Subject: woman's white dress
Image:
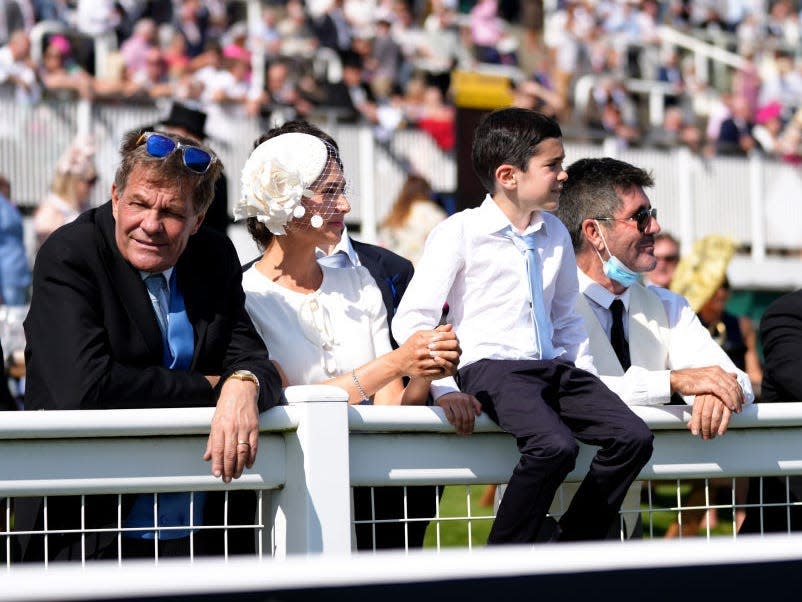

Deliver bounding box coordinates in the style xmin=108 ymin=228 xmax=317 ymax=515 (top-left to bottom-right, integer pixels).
xmin=242 ymin=263 xmax=392 ymax=386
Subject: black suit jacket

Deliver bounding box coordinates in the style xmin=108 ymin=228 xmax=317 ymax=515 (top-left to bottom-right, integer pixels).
xmin=0 ymin=337 xmax=14 ymax=411
xmin=759 ymin=290 xmax=802 ymax=403
xmin=24 ymin=201 xmax=280 ymax=411
xmin=350 ymin=238 xmax=414 ymax=346
xmin=17 ymin=201 xmax=281 ymax=561
xmin=741 ymin=290 xmax=802 ymax=534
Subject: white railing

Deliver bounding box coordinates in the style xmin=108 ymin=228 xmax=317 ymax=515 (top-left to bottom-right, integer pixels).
xmin=657 ymin=25 xmax=748 ymax=86
xmin=5 ymin=535 xmax=802 ymax=601
xmin=4 ymin=388 xmax=802 ymax=567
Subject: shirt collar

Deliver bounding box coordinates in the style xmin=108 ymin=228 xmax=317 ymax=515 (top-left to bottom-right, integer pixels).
xmin=315 ymin=225 xmax=361 ymax=267
xmin=477 ymin=194 xmax=547 ymax=237
xmin=140 ymin=266 xmax=174 ymax=283
xmin=577 ymin=268 xmax=631 ymax=311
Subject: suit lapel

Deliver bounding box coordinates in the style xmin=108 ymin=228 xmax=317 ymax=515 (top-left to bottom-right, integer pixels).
xmin=95 ymin=203 xmax=164 ymax=360
xmin=352 ymin=239 xmax=395 ymax=320
xmin=174 ymin=242 xmax=208 ymax=368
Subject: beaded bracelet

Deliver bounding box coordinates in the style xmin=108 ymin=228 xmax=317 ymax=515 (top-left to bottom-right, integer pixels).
xmin=351 ymin=368 xmax=371 ymax=405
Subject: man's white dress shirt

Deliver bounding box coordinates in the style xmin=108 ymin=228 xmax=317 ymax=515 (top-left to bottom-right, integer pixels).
xmin=578 ymin=269 xmax=754 ymax=406
xmin=393 ymin=195 xmax=595 ymax=399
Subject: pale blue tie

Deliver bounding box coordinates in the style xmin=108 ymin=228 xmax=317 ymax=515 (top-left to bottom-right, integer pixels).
xmin=145 ymin=273 xmax=169 ymax=348
xmin=509 ymin=230 xmax=553 ymax=359
xmin=317 ymin=250 xmax=351 ymax=268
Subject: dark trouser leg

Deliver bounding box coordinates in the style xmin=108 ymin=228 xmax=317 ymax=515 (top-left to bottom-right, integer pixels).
xmin=488 ymin=428 xmax=578 ymax=544
xmin=552 ymin=363 xmax=654 ymax=541
xmin=459 ymin=359 xmax=579 ymax=545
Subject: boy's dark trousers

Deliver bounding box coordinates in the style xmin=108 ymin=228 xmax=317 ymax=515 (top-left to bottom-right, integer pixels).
xmin=457 ymin=358 xmax=653 ymax=543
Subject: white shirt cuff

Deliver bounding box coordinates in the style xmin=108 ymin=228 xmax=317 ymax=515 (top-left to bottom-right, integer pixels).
xmin=430 ymin=376 xmax=460 ymax=400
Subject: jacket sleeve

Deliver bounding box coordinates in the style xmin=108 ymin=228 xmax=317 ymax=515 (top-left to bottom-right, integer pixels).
xmin=214 ymin=241 xmax=282 ymax=412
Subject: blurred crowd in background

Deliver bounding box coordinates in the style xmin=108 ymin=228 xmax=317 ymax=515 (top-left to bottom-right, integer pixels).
xmin=1 ymin=0 xmax=802 ymax=159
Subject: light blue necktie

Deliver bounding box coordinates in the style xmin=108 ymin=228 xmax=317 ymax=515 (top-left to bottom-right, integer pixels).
xmin=509 ymin=230 xmax=553 ymax=360
xmin=127 ymin=273 xmax=202 ymax=540
xmin=145 ymin=274 xmax=169 ymax=349
xmin=317 ymin=250 xmax=351 ymax=268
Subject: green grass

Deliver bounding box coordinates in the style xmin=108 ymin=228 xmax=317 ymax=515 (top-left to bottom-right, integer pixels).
xmin=423 ymin=485 xmax=495 ymax=548
xmin=422 ymin=481 xmax=736 ymax=548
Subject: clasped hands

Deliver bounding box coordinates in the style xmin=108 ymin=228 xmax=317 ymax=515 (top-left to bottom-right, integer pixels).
xmin=398 ymin=323 xmax=462 ymax=379
xmin=670 ymin=366 xmax=745 ymax=440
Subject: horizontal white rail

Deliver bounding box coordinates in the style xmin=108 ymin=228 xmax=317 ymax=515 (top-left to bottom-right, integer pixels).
xmin=5 ymin=535 xmax=802 ymax=600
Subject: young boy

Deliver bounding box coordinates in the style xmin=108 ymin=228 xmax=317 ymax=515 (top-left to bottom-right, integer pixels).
xmin=392 ymin=108 xmax=653 ymax=543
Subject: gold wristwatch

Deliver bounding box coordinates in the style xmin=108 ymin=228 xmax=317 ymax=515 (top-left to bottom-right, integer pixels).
xmin=228 ymin=370 xmax=260 ymax=397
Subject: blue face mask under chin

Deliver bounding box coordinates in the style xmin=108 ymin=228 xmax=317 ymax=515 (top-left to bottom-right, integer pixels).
xmin=594 ymin=221 xmax=640 ymax=288
xmin=602 ymin=255 xmax=640 ymax=288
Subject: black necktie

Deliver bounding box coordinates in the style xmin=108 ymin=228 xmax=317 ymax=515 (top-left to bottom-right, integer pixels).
xmin=609 ymin=299 xmax=631 ymax=371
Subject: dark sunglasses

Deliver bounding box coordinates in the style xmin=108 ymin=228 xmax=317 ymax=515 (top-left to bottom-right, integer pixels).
xmin=136 ymin=132 xmax=216 ymax=174
xmin=595 ymin=207 xmax=657 ymax=233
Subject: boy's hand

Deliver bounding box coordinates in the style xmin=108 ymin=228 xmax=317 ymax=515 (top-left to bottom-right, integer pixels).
xmin=436 ymin=392 xmax=481 ymax=435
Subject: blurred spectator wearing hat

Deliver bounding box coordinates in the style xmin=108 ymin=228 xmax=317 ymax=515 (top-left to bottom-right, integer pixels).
xmin=34 ymin=134 xmax=97 ymax=249
xmin=753 ymin=102 xmax=802 ymax=165
xmin=37 ymin=34 xmax=94 ymax=100
xmin=155 ymin=102 xmax=229 ymax=235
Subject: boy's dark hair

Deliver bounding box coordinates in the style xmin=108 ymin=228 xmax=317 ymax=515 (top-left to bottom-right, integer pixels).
xmin=247 ymin=120 xmax=343 ymax=248
xmin=555 ymin=157 xmax=654 ymax=253
xmin=470 ymin=108 xmax=563 ymax=194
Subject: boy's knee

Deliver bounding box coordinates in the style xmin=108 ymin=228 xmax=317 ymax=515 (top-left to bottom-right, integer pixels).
xmin=620 ymin=421 xmax=654 ymax=460
xmin=519 ymin=431 xmax=579 ymax=468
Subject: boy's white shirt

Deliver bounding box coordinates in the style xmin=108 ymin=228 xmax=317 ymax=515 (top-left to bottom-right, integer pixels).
xmin=392 ymin=194 xmax=596 ymax=399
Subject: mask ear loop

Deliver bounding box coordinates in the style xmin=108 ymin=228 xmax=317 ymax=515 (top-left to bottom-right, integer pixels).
xmin=592 ymin=220 xmax=612 ymax=266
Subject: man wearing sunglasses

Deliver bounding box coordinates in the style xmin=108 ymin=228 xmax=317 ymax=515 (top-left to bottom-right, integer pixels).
xmin=550 ymin=157 xmax=754 ymax=538
xmin=556 ymin=157 xmax=753 ymax=437
xmin=17 ymin=129 xmax=282 ymax=562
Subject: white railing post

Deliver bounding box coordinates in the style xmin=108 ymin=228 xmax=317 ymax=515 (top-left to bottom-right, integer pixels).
xmin=357 ymin=127 xmax=377 ymax=243
xmin=748 ymin=151 xmax=766 ymax=262
xmin=247 ymin=0 xmax=265 ymax=94
xmin=676 ymin=146 xmax=695 ymax=254
xmin=269 ymin=386 xmax=352 ymax=558
xmin=76 ymin=99 xmax=92 ymax=138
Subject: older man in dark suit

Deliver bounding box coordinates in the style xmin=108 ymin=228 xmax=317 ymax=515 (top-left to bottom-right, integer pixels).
xmin=17 ymin=128 xmax=282 ymax=562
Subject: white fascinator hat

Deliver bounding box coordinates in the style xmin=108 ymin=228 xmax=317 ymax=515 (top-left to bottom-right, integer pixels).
xmin=234 ymin=133 xmax=330 ymax=235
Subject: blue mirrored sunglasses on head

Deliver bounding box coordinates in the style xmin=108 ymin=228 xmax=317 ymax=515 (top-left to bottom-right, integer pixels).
xmin=136 ymin=132 xmax=215 ymax=174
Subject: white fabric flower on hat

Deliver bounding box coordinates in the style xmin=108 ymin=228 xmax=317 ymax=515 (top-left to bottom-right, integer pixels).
xmin=234 ymin=133 xmax=329 ymax=235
